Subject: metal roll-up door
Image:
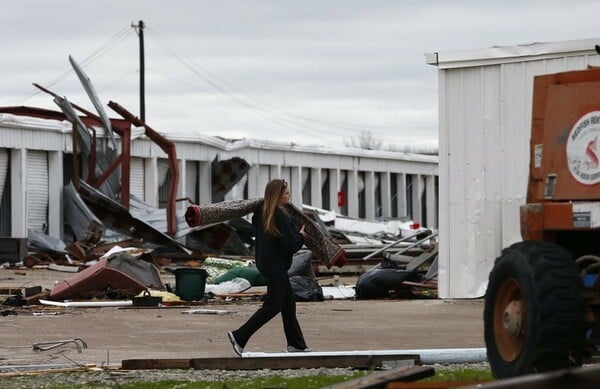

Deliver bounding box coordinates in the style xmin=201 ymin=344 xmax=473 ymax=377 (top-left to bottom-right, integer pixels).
xmin=27 ymin=150 xmax=49 ymax=232
xmin=186 ymin=161 xmax=198 ymax=204
xmin=157 ymin=159 xmax=170 ymax=209
xmin=0 ymin=148 xmax=7 ymax=206
xmin=0 ymin=148 xmax=9 ymax=235
xmin=130 ymin=157 xmax=145 ymax=200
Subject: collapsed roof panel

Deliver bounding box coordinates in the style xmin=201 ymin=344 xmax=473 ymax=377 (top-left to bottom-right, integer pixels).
xmin=129 ymin=194 xmax=193 ymax=240
xmin=54 ymin=95 xmax=120 ymax=198
xmin=69 ymin=55 xmax=117 ymax=149
xmin=77 ymin=179 xmax=190 ymax=254
xmin=63 ymin=182 xmax=124 ymax=245
xmin=211 ymin=156 xmax=250 ymax=203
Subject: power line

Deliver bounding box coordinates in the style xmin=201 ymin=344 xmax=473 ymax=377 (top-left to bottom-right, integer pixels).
xmin=8 ymin=26 xmax=133 ymax=105
xmin=145 ymin=67 xmax=207 ymax=91
xmin=146 ymin=65 xmax=432 ymax=142
xmin=145 ymin=28 xmax=347 ymax=142
xmin=146 ymin=28 xmax=391 ymax=132
xmin=144 ymin=27 xmax=414 ymax=142
xmin=6 ymin=23 xmax=434 ymax=146
xmin=97 ymin=69 xmax=139 ymax=94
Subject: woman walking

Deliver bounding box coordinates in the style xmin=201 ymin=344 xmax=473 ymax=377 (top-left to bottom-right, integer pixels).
xmin=227 ymin=178 xmax=312 ymax=356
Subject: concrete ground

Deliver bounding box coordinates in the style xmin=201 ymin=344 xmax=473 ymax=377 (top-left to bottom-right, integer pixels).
xmin=0 ymin=267 xmax=484 ymax=368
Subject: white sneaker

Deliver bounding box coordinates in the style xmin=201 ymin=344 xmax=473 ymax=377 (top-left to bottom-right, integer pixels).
xmin=287 ymin=345 xmax=313 ymax=352
xmin=227 ymin=332 xmax=243 ymax=357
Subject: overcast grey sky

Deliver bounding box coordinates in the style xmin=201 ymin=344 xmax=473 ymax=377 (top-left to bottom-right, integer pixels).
xmin=2 ymin=1 xmax=600 ymax=149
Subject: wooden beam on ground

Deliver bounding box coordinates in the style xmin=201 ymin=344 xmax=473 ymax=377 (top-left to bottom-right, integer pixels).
xmin=0 ymin=364 xmax=97 ymax=377
xmin=326 ymin=365 xmax=435 ymax=389
xmin=121 ymin=354 xmax=419 ymax=371
xmin=0 ymin=286 xmax=42 ymax=296
xmin=122 ymin=359 xmax=192 ymax=370
xmin=23 ymin=291 xmax=50 ymax=305
xmin=388 ymin=381 xmax=491 ymax=388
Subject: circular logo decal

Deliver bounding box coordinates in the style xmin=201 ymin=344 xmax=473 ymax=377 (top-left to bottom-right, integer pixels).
xmin=567 ymin=111 xmax=600 ymax=185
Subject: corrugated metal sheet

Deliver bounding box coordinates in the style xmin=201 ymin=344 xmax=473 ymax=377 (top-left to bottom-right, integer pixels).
xmin=435 ymin=39 xmax=600 ymax=298
xmin=26 ymin=150 xmax=48 ymax=231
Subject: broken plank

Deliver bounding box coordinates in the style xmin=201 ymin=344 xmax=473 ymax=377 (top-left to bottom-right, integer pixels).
xmin=0 ymin=286 xmax=42 ymax=296
xmin=48 ymin=263 xmax=80 ymax=273
xmin=121 ymin=359 xmax=192 ymax=370
xmin=404 ymin=248 xmax=438 ymax=272
xmin=122 ymin=354 xmax=419 ymax=371
xmin=214 ymin=292 xmax=266 ymax=298
xmin=402 ymin=280 xmax=437 ymax=289
xmin=23 ymin=291 xmax=50 ymax=305
xmin=0 ymin=364 xmax=97 ymax=377
xmin=326 ymin=365 xmax=435 ymax=389
xmin=0 ymin=287 xmax=21 ymax=294
xmin=181 ymin=308 xmax=234 ymax=315
xmin=387 ymin=381 xmax=491 ymax=388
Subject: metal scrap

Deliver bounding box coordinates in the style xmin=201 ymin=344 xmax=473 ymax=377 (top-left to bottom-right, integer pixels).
xmin=32 ymin=338 xmax=88 ymax=353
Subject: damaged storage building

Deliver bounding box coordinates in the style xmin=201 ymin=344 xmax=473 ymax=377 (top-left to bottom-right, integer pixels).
xmin=0 ymin=108 xmax=439 ymax=263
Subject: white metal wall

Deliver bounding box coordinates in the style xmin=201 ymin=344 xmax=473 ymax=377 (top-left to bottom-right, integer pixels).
xmin=434 ymin=39 xmax=600 ymax=298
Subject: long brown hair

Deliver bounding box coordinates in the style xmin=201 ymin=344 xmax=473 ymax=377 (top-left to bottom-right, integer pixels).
xmin=262 ymin=178 xmax=288 ymax=236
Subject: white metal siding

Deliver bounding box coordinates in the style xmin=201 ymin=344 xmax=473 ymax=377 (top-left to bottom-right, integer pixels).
xmin=438 ymin=43 xmax=600 ymax=298
xmin=26 ymin=150 xmax=48 ymax=231
xmin=130 ymin=157 xmax=145 ymax=200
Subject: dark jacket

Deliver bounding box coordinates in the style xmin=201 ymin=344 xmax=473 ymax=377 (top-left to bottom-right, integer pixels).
xmin=252 ymin=205 xmax=304 ymax=277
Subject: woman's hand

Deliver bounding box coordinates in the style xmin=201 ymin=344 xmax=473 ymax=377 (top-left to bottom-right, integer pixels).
xmin=299 ymin=224 xmax=306 ymax=237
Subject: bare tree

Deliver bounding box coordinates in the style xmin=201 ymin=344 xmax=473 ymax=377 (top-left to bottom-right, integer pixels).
xmin=386 ymin=142 xmax=439 ymax=155
xmin=344 ymin=130 xmax=383 ymax=150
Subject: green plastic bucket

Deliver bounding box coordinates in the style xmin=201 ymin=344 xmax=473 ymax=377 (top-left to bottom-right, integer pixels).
xmin=167 ymin=268 xmax=208 ymax=301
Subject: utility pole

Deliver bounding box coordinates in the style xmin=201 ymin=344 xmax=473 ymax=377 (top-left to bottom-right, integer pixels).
xmin=132 ymin=20 xmax=145 ymax=121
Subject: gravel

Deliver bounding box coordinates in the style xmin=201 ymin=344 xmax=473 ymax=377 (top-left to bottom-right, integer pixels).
xmin=0 ymin=363 xmax=491 ymax=388
xmin=1 ymin=367 xmax=357 ymax=388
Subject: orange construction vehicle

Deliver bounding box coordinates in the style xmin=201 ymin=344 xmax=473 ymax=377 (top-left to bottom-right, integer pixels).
xmin=484 ymin=66 xmax=600 ymax=378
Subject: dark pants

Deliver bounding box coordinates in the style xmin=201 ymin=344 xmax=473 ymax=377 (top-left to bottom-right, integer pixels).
xmin=231 ymin=274 xmax=307 ymax=350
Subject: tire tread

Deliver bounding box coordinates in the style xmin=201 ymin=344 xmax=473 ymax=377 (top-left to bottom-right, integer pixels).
xmin=484 ymin=241 xmax=586 ymax=378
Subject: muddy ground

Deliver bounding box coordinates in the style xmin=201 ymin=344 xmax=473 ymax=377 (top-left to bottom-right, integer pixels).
xmin=0 ymin=267 xmax=484 ymax=369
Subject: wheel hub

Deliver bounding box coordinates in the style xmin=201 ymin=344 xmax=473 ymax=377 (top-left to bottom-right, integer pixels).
xmin=503 ymin=300 xmax=522 ymax=338
xmin=493 ymin=277 xmax=525 ymax=362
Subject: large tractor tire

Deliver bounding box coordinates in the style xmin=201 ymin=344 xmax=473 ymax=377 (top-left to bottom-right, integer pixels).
xmin=484 ymin=241 xmax=586 ymax=378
